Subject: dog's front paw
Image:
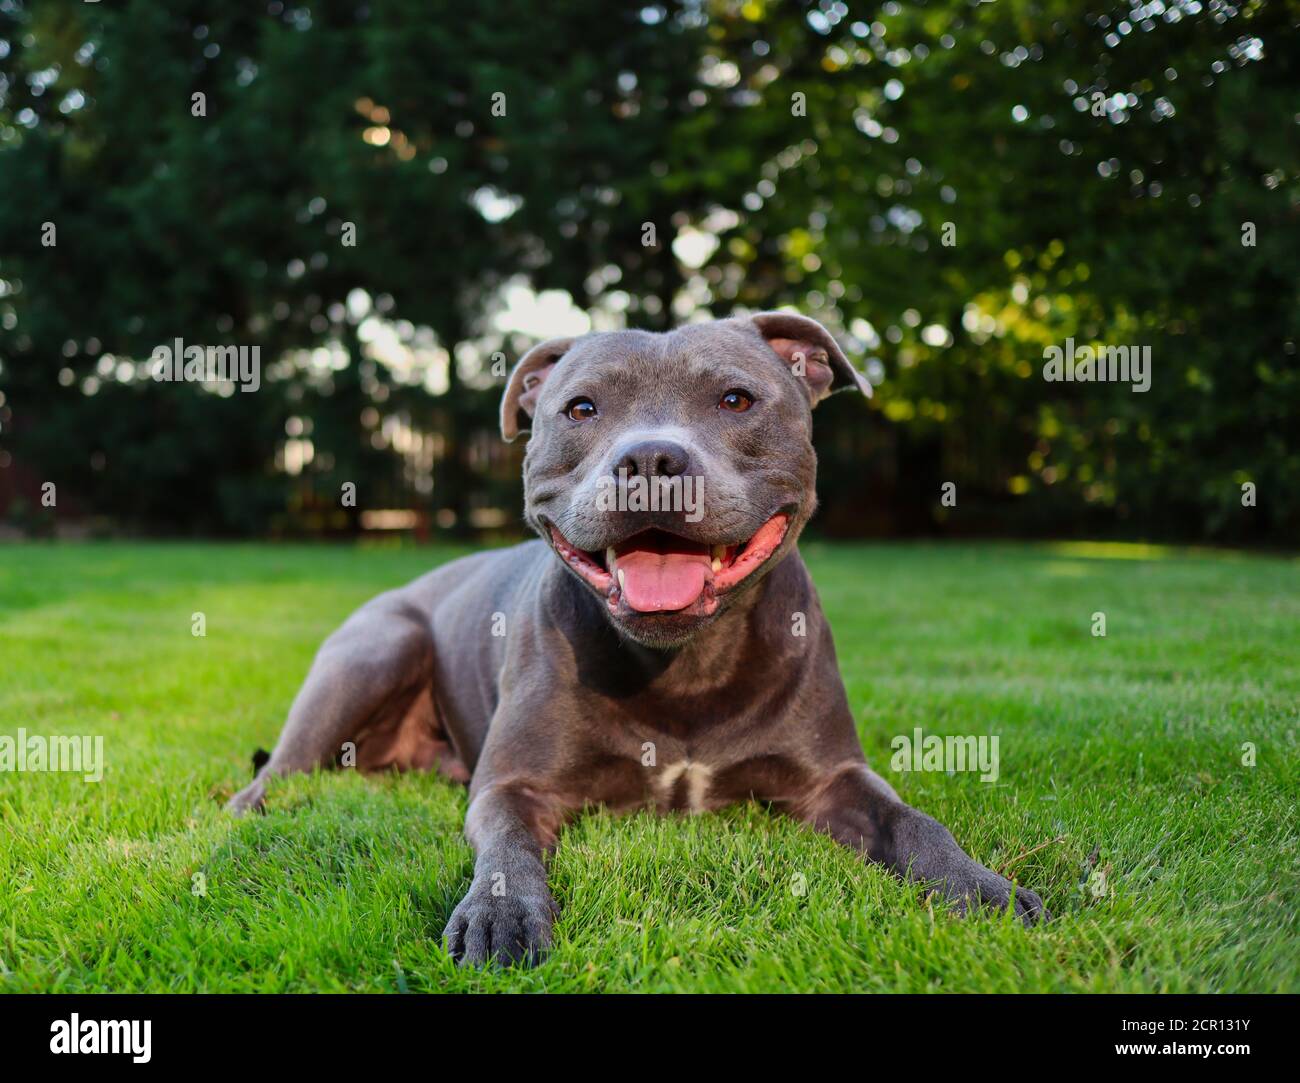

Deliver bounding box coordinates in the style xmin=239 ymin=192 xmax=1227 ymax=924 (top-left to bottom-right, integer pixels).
xmin=443 ymin=879 xmax=557 ymax=967
xmin=946 ymin=862 xmax=1049 ymax=927
xmin=225 ymin=777 xmax=268 ymax=815
xmin=893 ymin=810 xmax=1049 ymax=927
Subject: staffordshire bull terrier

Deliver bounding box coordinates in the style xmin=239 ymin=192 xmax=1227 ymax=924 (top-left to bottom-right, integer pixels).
xmin=227 ymin=310 xmax=1047 ymax=964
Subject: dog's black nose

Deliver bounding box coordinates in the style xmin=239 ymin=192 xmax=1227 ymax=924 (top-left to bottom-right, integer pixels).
xmin=616 ymin=439 xmax=691 ymax=479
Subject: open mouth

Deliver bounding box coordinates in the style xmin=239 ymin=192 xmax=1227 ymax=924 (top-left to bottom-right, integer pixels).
xmin=547 ymin=511 xmax=791 ymax=617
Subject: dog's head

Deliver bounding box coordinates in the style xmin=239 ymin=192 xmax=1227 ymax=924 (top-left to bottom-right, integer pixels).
xmin=500 ymin=311 xmax=871 ymax=647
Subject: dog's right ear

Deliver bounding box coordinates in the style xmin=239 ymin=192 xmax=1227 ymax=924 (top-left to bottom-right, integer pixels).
xmin=500 ymin=337 xmax=574 ymax=442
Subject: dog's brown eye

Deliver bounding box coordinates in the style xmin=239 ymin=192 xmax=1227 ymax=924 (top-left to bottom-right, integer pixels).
xmin=719 ymin=389 xmax=754 ymax=413
xmin=566 ymin=398 xmax=597 ymax=421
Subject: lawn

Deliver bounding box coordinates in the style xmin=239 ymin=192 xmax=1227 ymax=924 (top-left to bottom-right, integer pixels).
xmin=0 ymin=540 xmax=1295 ymax=993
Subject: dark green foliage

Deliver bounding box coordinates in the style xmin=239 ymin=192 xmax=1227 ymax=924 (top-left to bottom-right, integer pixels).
xmin=0 ymin=1 xmax=1295 ymax=541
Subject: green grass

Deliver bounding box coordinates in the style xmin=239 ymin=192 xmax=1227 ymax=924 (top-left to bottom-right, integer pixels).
xmin=0 ymin=540 xmax=1296 ymax=993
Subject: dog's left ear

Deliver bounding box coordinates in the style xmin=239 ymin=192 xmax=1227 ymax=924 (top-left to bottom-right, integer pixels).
xmin=500 ymin=337 xmax=575 ymax=441
xmin=750 ymin=311 xmax=872 ymax=405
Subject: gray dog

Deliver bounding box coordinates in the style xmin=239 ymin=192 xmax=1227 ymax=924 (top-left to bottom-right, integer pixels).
xmin=228 ymin=311 xmax=1047 ymax=964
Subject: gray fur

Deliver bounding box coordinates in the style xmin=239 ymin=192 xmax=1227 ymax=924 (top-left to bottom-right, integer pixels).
xmin=228 ymin=311 xmax=1046 ymax=966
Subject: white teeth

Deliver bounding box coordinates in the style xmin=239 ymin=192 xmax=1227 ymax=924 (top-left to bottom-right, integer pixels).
xmin=711 ymin=559 xmax=722 ymax=573
xmin=617 ymin=568 xmax=625 ymax=590
xmin=711 ymin=545 xmax=725 ymax=573
xmin=606 ymin=547 xmax=617 ymax=573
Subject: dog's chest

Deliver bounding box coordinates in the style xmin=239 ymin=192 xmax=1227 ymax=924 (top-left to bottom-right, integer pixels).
xmin=650 ymin=758 xmax=717 ymax=812
xmin=581 ymin=745 xmax=811 ymax=815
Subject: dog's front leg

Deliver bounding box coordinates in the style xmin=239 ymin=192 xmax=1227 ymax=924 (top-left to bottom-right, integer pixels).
xmin=443 ymin=783 xmax=562 ymax=967
xmin=799 ymin=763 xmax=1048 ymax=926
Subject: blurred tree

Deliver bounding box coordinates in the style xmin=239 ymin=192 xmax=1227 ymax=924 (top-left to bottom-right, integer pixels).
xmin=0 ymin=0 xmax=752 ymax=534
xmin=698 ymin=0 xmax=1299 ymax=542
xmin=1 ymin=0 xmax=1295 ymax=544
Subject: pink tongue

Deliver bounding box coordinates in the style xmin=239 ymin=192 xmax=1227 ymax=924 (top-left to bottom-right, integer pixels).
xmin=616 ymin=543 xmax=710 ymax=612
